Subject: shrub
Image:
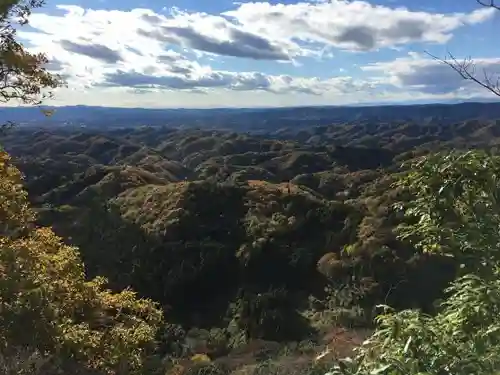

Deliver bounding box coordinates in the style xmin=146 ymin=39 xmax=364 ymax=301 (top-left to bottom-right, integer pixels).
xmin=0 ymin=151 xmax=163 ymax=374
xmin=329 ymin=150 xmax=500 ymax=375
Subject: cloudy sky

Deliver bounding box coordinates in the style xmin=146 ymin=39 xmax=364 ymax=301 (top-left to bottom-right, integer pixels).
xmin=17 ymin=0 xmax=500 ymax=108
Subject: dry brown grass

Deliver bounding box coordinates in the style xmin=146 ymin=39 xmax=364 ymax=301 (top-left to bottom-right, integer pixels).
xmin=167 ymin=327 xmax=370 ymax=375
xmin=320 ymin=327 xmax=372 ymax=360
xmin=247 ymin=180 xmax=302 ymax=194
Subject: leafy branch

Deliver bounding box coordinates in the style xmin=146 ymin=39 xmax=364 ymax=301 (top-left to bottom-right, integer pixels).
xmin=0 ymin=0 xmax=63 ymax=105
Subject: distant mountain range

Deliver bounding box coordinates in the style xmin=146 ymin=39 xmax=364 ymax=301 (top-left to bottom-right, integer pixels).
xmin=1 ymin=101 xmax=500 ymax=132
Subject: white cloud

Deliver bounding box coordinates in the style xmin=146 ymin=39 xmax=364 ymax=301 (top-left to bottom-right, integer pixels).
xmin=18 ymin=3 xmax=377 ymax=97
xmin=223 ymin=1 xmax=495 ymax=51
xmin=99 ymin=67 xmax=374 ymax=96
xmin=362 ymin=52 xmax=500 ymax=96
xmin=136 ymin=8 xmax=299 ymax=61
xmin=22 ymin=0 xmax=495 ymax=65
xmin=11 ymin=1 xmax=498 ymax=107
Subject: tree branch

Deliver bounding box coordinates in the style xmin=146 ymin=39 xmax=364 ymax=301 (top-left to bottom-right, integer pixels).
xmin=425 ymin=1 xmax=500 ymax=98
xmin=0 ymin=2 xmax=62 ymax=106
xmin=426 ymin=51 xmax=500 ymax=98
xmin=476 ymin=0 xmax=500 ymax=10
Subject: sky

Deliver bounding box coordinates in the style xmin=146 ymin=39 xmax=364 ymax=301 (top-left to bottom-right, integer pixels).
xmin=13 ymin=0 xmax=500 ymax=108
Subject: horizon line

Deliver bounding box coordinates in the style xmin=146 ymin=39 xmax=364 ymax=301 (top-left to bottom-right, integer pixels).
xmin=1 ymin=99 xmax=500 ymax=111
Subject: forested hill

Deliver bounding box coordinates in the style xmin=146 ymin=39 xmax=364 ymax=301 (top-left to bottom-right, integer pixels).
xmin=2 ymin=114 xmax=500 ymax=372
xmin=2 ymin=101 xmax=500 ymax=131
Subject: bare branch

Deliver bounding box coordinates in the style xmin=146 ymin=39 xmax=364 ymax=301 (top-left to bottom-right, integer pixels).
xmin=476 ymin=0 xmax=500 ymax=10
xmin=426 ymin=2 xmax=499 ymax=98
xmin=426 ymin=51 xmax=500 ymax=98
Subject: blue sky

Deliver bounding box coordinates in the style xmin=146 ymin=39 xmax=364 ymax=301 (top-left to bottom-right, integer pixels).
xmin=15 ymin=0 xmax=500 ymax=107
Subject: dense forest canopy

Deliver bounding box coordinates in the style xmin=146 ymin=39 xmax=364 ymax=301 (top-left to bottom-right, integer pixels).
xmin=0 ymin=110 xmax=498 ymax=374
xmin=2 ymin=0 xmax=500 ymax=374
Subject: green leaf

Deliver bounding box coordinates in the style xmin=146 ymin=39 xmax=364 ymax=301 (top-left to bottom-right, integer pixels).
xmin=370 ymin=364 xmax=391 ymax=375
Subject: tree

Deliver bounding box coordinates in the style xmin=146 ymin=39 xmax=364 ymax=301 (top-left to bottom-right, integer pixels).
xmin=0 ymin=0 xmax=61 ymax=105
xmin=0 ymin=151 xmax=164 ymax=374
xmin=327 ymin=5 xmax=500 ymax=373
xmin=0 ymin=3 xmax=163 ymax=373
xmin=330 ymin=150 xmax=500 ymax=375
xmin=428 ymin=1 xmax=500 ymax=98
xmin=323 ymin=3 xmax=500 ymax=373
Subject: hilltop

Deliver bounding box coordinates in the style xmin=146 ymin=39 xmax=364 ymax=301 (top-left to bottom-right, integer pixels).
xmin=2 ymin=112 xmax=481 ymax=372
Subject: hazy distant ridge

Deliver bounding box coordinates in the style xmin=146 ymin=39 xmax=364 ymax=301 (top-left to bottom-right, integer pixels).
xmin=1 ymin=101 xmax=500 ymax=131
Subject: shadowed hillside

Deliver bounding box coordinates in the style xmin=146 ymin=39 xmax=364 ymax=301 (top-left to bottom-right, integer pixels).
xmin=1 ymin=120 xmax=468 ymax=357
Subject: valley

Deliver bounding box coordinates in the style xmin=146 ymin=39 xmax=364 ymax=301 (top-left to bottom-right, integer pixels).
xmin=2 ymin=104 xmax=498 ymax=374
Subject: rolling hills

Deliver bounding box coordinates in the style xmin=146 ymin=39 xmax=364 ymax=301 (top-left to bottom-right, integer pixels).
xmin=2 ymin=106 xmax=498 ymax=372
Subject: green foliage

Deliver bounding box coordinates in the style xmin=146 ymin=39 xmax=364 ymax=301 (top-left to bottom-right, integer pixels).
xmin=0 ymin=151 xmax=163 ymax=374
xmin=183 ymin=362 xmax=230 ymax=375
xmin=5 ymin=0 xmax=481 ymax=371
xmin=396 ymin=150 xmax=500 ymax=276
xmin=330 ymin=150 xmax=500 ymax=375
xmin=0 ymin=151 xmax=34 ymax=236
xmin=2 ymin=122 xmax=473 ymax=353
xmin=0 ymin=0 xmax=61 ymax=105
xmin=231 ymin=287 xmax=313 ymax=341
xmin=0 ymin=349 xmax=52 ymax=375
xmin=240 ymin=358 xmax=333 ymax=375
